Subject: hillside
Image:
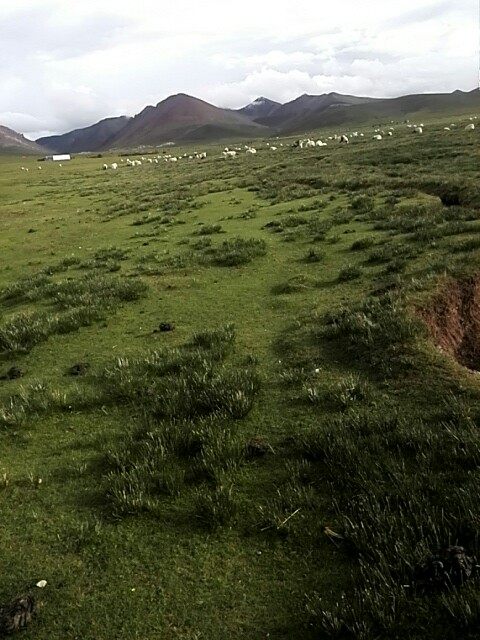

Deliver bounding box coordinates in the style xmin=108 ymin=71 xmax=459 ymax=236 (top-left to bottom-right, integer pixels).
xmin=0 ymin=125 xmax=46 ymax=154
xmin=37 ymin=116 xmax=131 ymax=153
xmin=105 ymin=93 xmax=268 ymax=148
xmin=256 ymin=92 xmax=379 ymax=131
xmin=273 ymin=88 xmax=480 ymax=132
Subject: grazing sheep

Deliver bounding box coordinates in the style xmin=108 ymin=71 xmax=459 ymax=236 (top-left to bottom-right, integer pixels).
xmin=413 ymin=127 xmax=423 ymax=134
xmin=246 ymin=148 xmax=257 ymax=155
xmin=102 ymin=164 xmax=108 ymax=170
xmin=340 ymin=135 xmax=349 ymax=144
xmin=223 ymin=150 xmax=237 ymax=158
xmin=444 ymin=127 xmax=451 ymax=131
xmin=387 ymin=131 xmax=393 ymax=136
xmin=465 ymin=123 xmax=475 ymax=131
xmin=373 ymin=134 xmax=383 ymax=140
xmin=110 ymin=163 xmax=118 ymax=170
xmin=270 ymin=146 xmax=277 ymax=151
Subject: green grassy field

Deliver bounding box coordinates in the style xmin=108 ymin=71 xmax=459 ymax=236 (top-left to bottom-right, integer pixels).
xmin=1 ymin=114 xmax=480 ymax=639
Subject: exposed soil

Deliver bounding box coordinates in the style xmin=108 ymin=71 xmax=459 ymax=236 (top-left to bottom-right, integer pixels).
xmin=420 ymin=275 xmax=480 ymax=371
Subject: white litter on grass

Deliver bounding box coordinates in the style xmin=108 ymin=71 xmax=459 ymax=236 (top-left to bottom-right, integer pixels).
xmin=36 ymin=580 xmax=47 ymax=588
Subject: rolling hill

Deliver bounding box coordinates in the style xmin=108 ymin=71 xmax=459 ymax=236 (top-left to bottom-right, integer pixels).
xmin=0 ymin=125 xmax=46 ymax=154
xmin=37 ymin=116 xmax=131 ymax=153
xmin=105 ymin=93 xmax=268 ymax=148
xmin=267 ymin=89 xmax=480 ymax=133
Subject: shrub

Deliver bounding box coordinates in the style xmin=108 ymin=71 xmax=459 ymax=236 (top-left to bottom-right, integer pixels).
xmin=350 ymin=194 xmax=375 ymax=214
xmin=194 ymin=224 xmax=223 ymax=236
xmin=338 ymin=264 xmax=362 ymax=282
xmin=271 ymin=276 xmax=311 ymax=295
xmin=351 ymin=237 xmax=375 ymax=251
xmin=302 ymin=248 xmax=323 ymax=263
xmin=189 ymin=324 xmax=235 ymax=357
xmin=193 ymin=484 xmax=238 ymax=530
xmin=206 ymin=237 xmax=267 ymax=267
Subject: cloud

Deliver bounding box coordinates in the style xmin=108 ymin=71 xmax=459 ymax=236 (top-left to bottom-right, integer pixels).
xmin=0 ymin=0 xmax=477 ymax=138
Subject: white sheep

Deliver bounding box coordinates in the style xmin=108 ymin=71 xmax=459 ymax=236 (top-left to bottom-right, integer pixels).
xmin=223 ymin=150 xmax=237 ymax=158
xmin=246 ymin=148 xmax=257 ymax=155
xmin=373 ymin=134 xmax=383 ymax=140
xmin=413 ymin=127 xmax=423 ymax=134
xmin=465 ymin=123 xmax=475 ymax=131
xmin=110 ymin=163 xmax=118 ymax=170
xmin=340 ymin=135 xmax=349 ymax=144
xmin=102 ymin=164 xmax=108 ymax=170
xmin=270 ymin=146 xmax=277 ymax=151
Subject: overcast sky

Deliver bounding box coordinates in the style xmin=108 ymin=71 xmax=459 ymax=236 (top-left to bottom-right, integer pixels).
xmin=0 ymin=0 xmax=477 ymax=138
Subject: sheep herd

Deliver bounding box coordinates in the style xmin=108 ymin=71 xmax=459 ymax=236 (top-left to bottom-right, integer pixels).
xmin=17 ymin=115 xmax=478 ymax=174
xmin=97 ymin=117 xmax=478 ymax=170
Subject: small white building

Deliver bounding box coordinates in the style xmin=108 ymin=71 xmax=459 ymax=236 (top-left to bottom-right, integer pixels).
xmin=51 ymin=154 xmax=71 ymax=162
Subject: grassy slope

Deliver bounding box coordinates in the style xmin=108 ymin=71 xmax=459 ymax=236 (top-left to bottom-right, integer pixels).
xmin=0 ymin=113 xmax=480 ymax=639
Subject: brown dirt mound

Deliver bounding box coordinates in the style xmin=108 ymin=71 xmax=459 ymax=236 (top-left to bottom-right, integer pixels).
xmin=420 ymin=275 xmax=480 ymax=370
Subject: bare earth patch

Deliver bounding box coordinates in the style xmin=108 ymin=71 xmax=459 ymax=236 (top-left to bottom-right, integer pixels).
xmin=420 ymin=274 xmax=480 ymax=370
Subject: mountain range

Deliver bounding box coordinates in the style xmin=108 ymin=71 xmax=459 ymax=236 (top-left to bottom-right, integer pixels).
xmin=2 ymin=88 xmax=479 ymax=154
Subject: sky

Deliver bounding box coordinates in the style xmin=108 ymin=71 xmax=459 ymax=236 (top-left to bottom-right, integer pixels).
xmin=0 ymin=0 xmax=477 ymax=139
